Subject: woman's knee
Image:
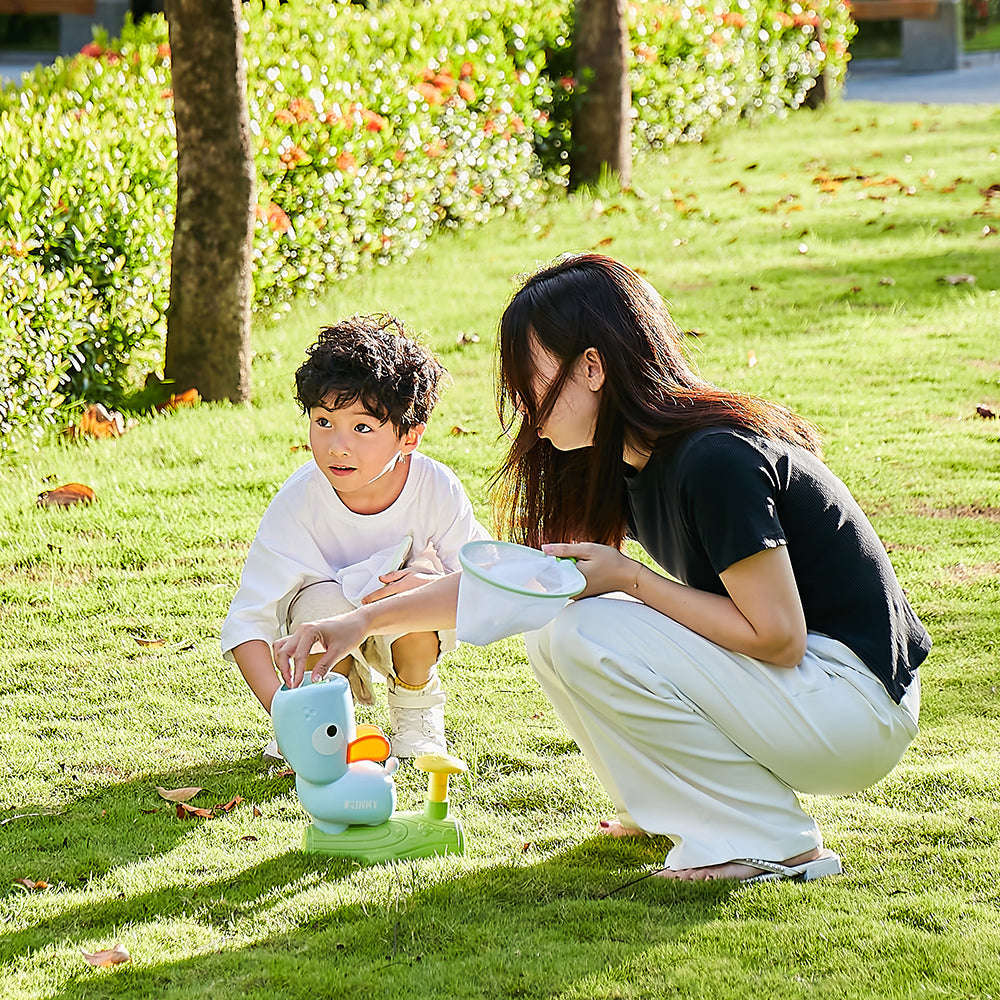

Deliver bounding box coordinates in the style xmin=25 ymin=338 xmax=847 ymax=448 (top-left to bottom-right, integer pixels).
xmin=527 ymin=599 xmax=613 ymax=683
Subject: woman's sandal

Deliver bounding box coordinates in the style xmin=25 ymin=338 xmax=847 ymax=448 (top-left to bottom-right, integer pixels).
xmin=737 ymin=850 xmax=843 ymax=883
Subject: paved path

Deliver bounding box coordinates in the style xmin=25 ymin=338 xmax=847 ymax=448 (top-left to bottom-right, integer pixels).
xmin=844 ymin=50 xmax=1000 ymax=103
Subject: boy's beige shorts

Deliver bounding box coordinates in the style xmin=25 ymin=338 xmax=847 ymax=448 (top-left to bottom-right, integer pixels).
xmin=285 ymin=580 xmax=457 ymax=704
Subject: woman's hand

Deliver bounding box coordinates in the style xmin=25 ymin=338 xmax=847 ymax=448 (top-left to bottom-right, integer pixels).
xmin=541 ymin=542 xmax=638 ymax=598
xmin=272 ymin=610 xmax=372 ymax=689
xmin=361 ymin=567 xmax=441 ymax=605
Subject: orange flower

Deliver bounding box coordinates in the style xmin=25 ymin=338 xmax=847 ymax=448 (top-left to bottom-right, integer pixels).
xmin=362 ymin=108 xmax=388 ymax=132
xmin=424 ymin=140 xmax=447 ymax=158
xmin=635 ymin=43 xmax=657 ymax=64
xmin=710 ymin=31 xmax=723 ymax=45
xmin=393 ymin=149 xmax=406 ymax=162
xmin=460 ymin=61 xmax=474 ymax=79
xmin=558 ymin=76 xmax=576 ymax=90
xmin=280 ymin=145 xmax=308 ymax=167
xmin=157 ymin=43 xmax=171 ymax=60
xmin=265 ymin=203 xmax=292 ymax=233
xmin=274 ymin=108 xmax=297 ymax=125
xmin=336 ymin=151 xmax=357 ymax=173
xmin=457 ymin=81 xmax=475 ymax=102
xmin=416 ymin=81 xmax=444 ymax=105
xmin=721 ymin=12 xmax=746 ymax=27
xmin=160 ymin=89 xmax=173 ymax=101
xmin=433 ymin=73 xmax=455 ymax=91
xmin=289 ymin=97 xmax=316 ymax=123
xmin=775 ymin=11 xmax=794 ymax=27
xmin=80 ymin=42 xmax=103 ymax=58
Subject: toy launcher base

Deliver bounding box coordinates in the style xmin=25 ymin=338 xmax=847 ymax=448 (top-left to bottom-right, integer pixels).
xmin=301 ymin=800 xmax=463 ymax=863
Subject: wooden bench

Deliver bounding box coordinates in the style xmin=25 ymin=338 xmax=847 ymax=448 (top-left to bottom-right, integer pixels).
xmin=850 ymin=0 xmax=963 ymax=73
xmin=0 ymin=2 xmax=96 ymax=12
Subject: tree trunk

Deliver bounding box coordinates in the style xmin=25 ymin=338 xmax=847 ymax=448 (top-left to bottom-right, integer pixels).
xmin=570 ymin=0 xmax=632 ymax=190
xmin=164 ymin=0 xmax=253 ymax=402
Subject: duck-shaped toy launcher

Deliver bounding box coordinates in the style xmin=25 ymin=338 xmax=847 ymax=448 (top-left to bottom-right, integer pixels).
xmin=271 ymin=674 xmax=467 ymax=863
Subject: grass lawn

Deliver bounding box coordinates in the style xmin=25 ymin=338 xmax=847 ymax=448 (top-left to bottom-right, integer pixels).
xmin=2 ymin=98 xmax=999 ymax=999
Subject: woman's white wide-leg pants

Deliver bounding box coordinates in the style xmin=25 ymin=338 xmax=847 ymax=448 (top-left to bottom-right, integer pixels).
xmin=525 ymin=597 xmax=920 ymax=870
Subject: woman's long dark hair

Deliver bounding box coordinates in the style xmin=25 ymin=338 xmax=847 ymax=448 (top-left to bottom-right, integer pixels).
xmin=492 ymin=253 xmax=822 ymax=548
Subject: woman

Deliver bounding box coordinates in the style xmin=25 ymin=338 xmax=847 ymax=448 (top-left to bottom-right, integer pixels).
xmin=274 ymin=253 xmax=929 ymax=883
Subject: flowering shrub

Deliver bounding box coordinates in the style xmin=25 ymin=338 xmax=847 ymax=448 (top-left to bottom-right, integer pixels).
xmin=0 ymin=0 xmax=851 ymax=449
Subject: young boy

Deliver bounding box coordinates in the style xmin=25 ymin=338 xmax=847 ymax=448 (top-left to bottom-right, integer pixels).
xmin=221 ymin=314 xmax=489 ymax=757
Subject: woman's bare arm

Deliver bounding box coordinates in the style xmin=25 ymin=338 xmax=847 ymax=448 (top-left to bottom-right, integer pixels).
xmin=272 ymin=572 xmax=461 ymax=688
xmin=543 ymin=542 xmax=807 ymax=667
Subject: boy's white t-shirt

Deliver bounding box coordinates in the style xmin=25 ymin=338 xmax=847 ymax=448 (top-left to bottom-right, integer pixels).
xmin=220 ymin=451 xmax=490 ymax=660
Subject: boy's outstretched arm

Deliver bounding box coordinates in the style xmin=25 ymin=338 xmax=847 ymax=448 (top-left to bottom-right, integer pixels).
xmin=231 ymin=639 xmax=282 ymax=713
xmin=274 ymin=572 xmax=460 ymax=689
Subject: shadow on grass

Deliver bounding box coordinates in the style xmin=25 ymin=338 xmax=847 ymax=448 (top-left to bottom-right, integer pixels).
xmin=0 ymin=759 xmax=740 ymax=998
xmin=35 ymin=839 xmax=734 ymax=1000
xmin=0 ymin=758 xmax=301 ymax=891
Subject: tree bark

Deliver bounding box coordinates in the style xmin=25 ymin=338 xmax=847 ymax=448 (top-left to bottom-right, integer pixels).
xmin=164 ymin=0 xmax=253 ymax=402
xmin=570 ymin=0 xmax=632 ymax=190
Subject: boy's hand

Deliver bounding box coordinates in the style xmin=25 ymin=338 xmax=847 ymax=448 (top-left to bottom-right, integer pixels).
xmin=272 ymin=613 xmax=370 ymax=688
xmin=361 ymin=567 xmax=441 ymax=604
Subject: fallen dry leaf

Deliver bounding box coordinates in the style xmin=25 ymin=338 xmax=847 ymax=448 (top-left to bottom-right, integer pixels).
xmin=36 ymin=482 xmax=95 ymax=508
xmin=591 ymin=236 xmax=614 ymax=249
xmin=290 ymin=444 xmax=311 ymax=452
xmin=216 ymin=796 xmax=245 ymax=812
xmin=938 ymin=274 xmax=976 ymax=285
xmin=82 ymin=943 xmax=131 ymax=967
xmin=982 ymin=226 xmax=998 ymax=238
xmin=155 ymin=388 xmax=200 ymax=413
xmin=879 ymin=276 xmax=896 ymax=286
xmin=67 ymin=403 xmax=127 ymax=439
xmin=14 ymin=877 xmax=48 ymax=890
xmin=241 ymin=835 xmax=259 ymax=842
xmin=747 ymin=350 xmax=758 ymax=368
xmin=450 ymin=425 xmax=477 ymax=436
xmin=455 ymin=330 xmax=480 ymax=346
xmin=976 ymin=405 xmax=997 ymax=419
xmin=252 ymin=805 xmax=263 ymax=817
xmin=133 ymin=636 xmax=166 ymax=648
xmin=176 ymin=802 xmax=214 ymax=820
xmin=156 ymin=786 xmax=203 ymax=803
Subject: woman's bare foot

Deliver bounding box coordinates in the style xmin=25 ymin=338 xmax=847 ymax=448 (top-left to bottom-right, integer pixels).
xmin=598 ymin=819 xmax=647 ymax=838
xmin=654 ymin=847 xmax=825 ymax=882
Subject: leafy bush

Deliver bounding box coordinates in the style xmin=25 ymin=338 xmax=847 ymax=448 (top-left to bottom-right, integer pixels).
xmin=0 ymin=0 xmax=852 ymax=451
xmin=0 ymin=257 xmax=99 ymax=442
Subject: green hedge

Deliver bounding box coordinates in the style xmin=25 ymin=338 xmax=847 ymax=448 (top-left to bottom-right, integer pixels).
xmin=0 ymin=0 xmax=852 ymax=451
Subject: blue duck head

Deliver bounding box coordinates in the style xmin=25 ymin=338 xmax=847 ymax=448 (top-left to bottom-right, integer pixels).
xmin=271 ymin=674 xmax=355 ymax=785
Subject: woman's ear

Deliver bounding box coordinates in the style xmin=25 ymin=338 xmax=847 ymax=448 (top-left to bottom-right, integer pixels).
xmin=581 ymin=347 xmax=606 ymax=391
xmin=399 ymin=423 xmax=426 ymax=454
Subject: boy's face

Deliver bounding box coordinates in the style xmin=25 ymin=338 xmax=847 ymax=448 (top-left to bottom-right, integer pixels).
xmin=309 ymin=398 xmax=423 ymax=509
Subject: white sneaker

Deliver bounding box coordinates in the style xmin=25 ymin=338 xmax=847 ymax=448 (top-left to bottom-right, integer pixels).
xmin=262 ymin=738 xmax=283 ymax=763
xmin=386 ymin=674 xmax=447 ymax=757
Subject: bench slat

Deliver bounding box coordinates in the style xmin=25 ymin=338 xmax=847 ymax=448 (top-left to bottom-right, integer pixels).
xmin=850 ymin=1 xmax=941 ymax=19
xmin=0 ymin=2 xmax=97 ymax=13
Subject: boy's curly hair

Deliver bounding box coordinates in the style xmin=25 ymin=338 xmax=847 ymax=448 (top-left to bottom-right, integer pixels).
xmin=294 ymin=314 xmax=446 ymax=433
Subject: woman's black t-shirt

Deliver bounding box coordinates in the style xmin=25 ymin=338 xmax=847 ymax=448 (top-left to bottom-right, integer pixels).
xmin=624 ymin=426 xmax=930 ymax=703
